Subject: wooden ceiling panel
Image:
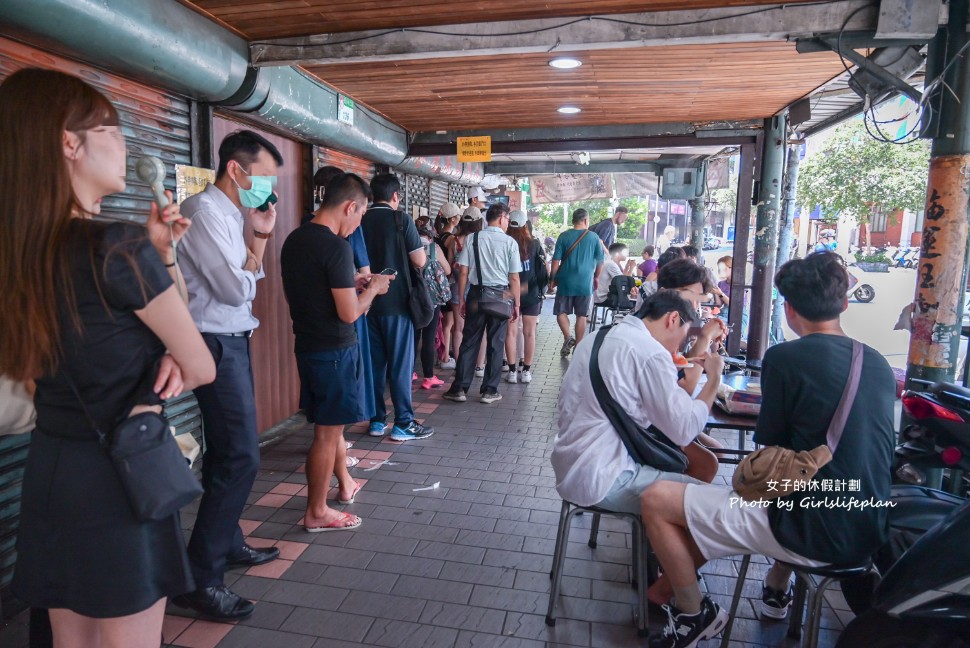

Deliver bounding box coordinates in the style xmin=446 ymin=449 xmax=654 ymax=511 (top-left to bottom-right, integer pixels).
xmin=182 ymin=0 xmax=824 ymax=39
xmin=304 ymin=41 xmax=846 ymax=131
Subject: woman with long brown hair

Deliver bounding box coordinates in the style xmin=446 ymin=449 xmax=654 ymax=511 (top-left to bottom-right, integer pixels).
xmin=503 ymin=212 xmax=543 ymax=384
xmin=0 ymin=68 xmax=215 ymax=647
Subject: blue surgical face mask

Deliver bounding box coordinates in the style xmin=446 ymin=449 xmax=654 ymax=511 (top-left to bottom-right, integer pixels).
xmin=232 ymin=165 xmax=277 ymax=209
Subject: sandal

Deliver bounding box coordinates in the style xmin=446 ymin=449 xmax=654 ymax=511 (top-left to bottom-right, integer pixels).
xmin=337 ymin=480 xmax=363 ymax=504
xmin=344 ymin=441 xmax=353 ymax=450
xmin=345 ymin=455 xmax=360 ymax=468
xmin=304 ymin=512 xmax=362 ymax=533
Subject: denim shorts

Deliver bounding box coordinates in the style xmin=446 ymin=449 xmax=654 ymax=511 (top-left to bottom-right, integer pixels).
xmin=596 ymin=464 xmax=702 ymax=514
xmin=297 ymin=344 xmax=365 ymax=426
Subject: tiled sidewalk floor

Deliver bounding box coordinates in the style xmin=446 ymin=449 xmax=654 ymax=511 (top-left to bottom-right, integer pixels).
xmin=1 ymin=310 xmax=852 ymax=647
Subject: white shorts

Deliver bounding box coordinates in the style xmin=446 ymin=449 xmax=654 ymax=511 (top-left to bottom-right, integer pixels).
xmin=682 ymin=484 xmax=826 ymax=568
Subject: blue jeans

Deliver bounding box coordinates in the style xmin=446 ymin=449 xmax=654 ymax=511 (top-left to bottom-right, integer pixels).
xmin=368 ymin=315 xmax=415 ymax=427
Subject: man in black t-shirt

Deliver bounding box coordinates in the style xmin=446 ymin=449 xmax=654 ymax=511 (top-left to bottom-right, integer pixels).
xmin=360 ymin=174 xmax=434 ymax=441
xmin=638 ymin=252 xmax=895 ymax=648
xmin=281 ymin=173 xmax=393 ymax=533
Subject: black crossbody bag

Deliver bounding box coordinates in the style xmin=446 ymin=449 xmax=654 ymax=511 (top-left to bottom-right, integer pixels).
xmin=396 ymin=210 xmax=435 ymax=328
xmin=471 ymin=231 xmax=513 ymax=320
xmin=64 ymin=372 xmax=203 ymax=522
xmin=589 ymin=325 xmax=689 ymax=473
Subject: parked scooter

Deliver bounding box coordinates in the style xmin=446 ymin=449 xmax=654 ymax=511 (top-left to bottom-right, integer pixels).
xmin=836 ymin=495 xmax=970 ymax=647
xmin=846 ymin=264 xmax=876 ymax=303
xmin=899 ymin=247 xmax=920 ymax=269
xmin=895 ymin=380 xmax=970 ymax=496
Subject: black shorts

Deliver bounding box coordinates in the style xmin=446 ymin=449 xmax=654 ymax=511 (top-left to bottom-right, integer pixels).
xmin=521 ymin=301 xmax=542 ymax=317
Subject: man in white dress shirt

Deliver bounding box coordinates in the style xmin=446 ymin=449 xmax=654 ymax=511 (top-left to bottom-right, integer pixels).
xmin=173 ymin=130 xmax=283 ymax=620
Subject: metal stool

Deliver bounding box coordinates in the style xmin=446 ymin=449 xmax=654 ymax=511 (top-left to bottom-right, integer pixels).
xmin=545 ymin=500 xmax=651 ymax=637
xmin=720 ymin=555 xmax=874 ymax=648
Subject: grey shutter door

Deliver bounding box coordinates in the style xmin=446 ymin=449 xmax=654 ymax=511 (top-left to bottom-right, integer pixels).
xmin=430 ymin=180 xmax=449 ymax=216
xmin=0 ymin=37 xmax=199 ymax=617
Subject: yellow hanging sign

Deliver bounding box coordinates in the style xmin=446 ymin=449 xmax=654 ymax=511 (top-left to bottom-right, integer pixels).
xmin=456 ymin=136 xmax=492 ymax=162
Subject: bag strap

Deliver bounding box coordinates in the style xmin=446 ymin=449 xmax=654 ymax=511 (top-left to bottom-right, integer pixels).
xmin=473 ymin=231 xmax=485 ymax=288
xmin=395 ymin=210 xmax=414 ymax=293
xmin=588 ymin=325 xmax=682 ymax=466
xmin=61 ymin=371 xmax=108 ymax=446
xmin=560 ymin=230 xmax=590 ymax=266
xmin=826 ymin=339 xmax=864 ymax=453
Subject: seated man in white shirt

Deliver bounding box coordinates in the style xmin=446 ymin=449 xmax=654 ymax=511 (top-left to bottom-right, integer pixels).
xmin=551 ymin=291 xmax=725 ymax=616
xmin=593 ymin=242 xmax=637 ymax=306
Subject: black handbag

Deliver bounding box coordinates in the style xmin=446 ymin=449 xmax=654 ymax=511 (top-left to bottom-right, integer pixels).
xmin=64 ymin=373 xmax=203 ymax=522
xmin=589 ymin=325 xmax=689 ymax=473
xmin=396 ymin=210 xmax=435 ymax=329
xmin=471 ymin=231 xmax=513 ymax=320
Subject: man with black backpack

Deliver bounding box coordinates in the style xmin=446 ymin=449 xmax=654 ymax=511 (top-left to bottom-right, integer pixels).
xmin=360 ymin=174 xmax=434 ymax=442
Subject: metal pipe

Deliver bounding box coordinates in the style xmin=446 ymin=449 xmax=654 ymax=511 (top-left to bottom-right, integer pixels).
xmin=727 ymin=143 xmax=756 ymax=356
xmin=771 ymin=144 xmax=802 ymax=342
xmin=907 ymin=0 xmax=970 ymax=386
xmin=747 ymin=112 xmax=787 ymax=361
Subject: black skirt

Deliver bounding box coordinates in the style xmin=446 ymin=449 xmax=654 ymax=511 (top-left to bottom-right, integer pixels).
xmin=13 ymin=430 xmax=194 ymax=618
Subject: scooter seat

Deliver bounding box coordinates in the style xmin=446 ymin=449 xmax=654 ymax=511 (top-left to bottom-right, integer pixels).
xmin=930 ymin=382 xmax=970 ymax=413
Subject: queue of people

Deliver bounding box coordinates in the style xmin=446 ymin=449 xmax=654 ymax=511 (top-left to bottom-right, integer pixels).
xmin=1 ymin=66 xmax=897 ymax=648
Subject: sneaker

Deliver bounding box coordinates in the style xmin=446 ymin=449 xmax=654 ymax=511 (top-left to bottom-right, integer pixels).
xmin=421 ymin=376 xmax=445 ymax=389
xmin=760 ymin=579 xmax=795 ymax=620
xmin=368 ymin=422 xmax=387 ymax=437
xmin=474 ymin=366 xmax=485 ymax=377
xmin=389 ymin=421 xmax=434 ymax=441
xmin=443 ymin=390 xmax=467 ymax=402
xmin=650 ymin=596 xmax=728 ymax=648
xmin=505 ymin=371 xmax=518 ymax=384
xmin=520 ymin=369 xmax=533 ymax=384
xmin=480 ymin=392 xmax=503 ymax=404
xmin=439 ymin=357 xmax=456 ymax=369
xmin=501 ymin=362 xmax=510 ymax=373
xmin=560 ymin=337 xmax=576 ymax=358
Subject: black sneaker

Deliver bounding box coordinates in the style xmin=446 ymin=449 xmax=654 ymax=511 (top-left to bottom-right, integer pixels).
xmin=650 ymin=596 xmax=728 ymax=648
xmin=389 ymin=420 xmax=434 ymax=441
xmin=761 ymin=579 xmax=794 ymax=620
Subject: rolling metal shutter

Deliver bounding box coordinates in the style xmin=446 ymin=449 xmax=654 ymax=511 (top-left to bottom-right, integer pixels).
xmin=315 ymin=146 xmax=375 ymax=181
xmin=401 ymin=174 xmax=430 ymax=217
xmin=0 ymin=37 xmax=198 ymax=617
xmin=430 ymin=180 xmax=449 ymax=216
xmin=450 ymin=183 xmax=467 ymax=206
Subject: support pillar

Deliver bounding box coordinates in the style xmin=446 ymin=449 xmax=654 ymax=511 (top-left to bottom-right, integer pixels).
xmin=747 ymin=112 xmax=787 ymax=361
xmin=771 ymin=144 xmax=801 ymax=343
xmin=727 ymin=143 xmax=757 ymax=356
xmin=689 ymin=193 xmax=706 ymax=250
xmin=907 ymin=0 xmax=970 ymax=387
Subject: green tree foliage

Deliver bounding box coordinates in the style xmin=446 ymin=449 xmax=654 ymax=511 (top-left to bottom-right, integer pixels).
xmin=797 ymin=121 xmax=930 ymax=225
xmin=531 ymin=196 xmax=651 ymax=241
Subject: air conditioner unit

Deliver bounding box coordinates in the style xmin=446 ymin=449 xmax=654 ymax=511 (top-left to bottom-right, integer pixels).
xmin=660 ymin=164 xmax=706 ymax=200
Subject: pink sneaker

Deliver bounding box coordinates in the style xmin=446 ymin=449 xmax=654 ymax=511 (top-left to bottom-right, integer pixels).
xmin=421 ymin=376 xmax=445 ymax=389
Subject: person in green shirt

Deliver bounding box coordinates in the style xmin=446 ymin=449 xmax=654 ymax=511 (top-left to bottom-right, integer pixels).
xmin=550 ymin=209 xmax=604 ymax=357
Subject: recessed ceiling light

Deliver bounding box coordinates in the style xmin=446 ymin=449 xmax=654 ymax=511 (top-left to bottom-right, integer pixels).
xmin=549 ymin=57 xmax=582 ymax=69
xmin=557 ymin=106 xmax=582 ymax=114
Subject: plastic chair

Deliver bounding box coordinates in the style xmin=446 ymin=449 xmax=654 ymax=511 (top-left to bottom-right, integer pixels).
xmin=546 ymin=500 xmax=652 ymax=637
xmin=720 ymin=555 xmax=875 ymax=648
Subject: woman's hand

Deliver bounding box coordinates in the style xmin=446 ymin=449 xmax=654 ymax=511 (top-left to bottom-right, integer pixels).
xmin=153 ymin=354 xmax=185 ymax=400
xmin=147 ymin=192 xmax=190 ymax=261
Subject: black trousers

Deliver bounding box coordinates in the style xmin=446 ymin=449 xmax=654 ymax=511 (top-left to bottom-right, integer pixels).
xmin=414 ymin=306 xmax=441 ymax=378
xmin=452 ymin=292 xmax=509 ymax=394
xmin=187 ymin=334 xmax=260 ymax=588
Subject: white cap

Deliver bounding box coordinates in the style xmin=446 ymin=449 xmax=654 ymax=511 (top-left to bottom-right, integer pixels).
xmin=509 ymin=210 xmax=528 ymax=227
xmin=461 ymin=206 xmax=483 ymax=222
xmin=438 ymin=202 xmax=461 ymax=219
xmin=467 ymin=186 xmax=487 ymax=202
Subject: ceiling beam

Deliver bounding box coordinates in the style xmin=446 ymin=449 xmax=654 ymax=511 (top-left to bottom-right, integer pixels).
xmin=409 ymin=133 xmax=757 ymax=157
xmin=250 ymin=1 xmax=879 ymax=67
xmin=485 ymin=161 xmax=663 ymax=175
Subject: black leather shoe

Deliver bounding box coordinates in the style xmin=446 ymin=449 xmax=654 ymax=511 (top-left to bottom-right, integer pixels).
xmin=172 ymin=585 xmax=255 ymax=620
xmin=226 ymin=543 xmax=280 ymax=568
